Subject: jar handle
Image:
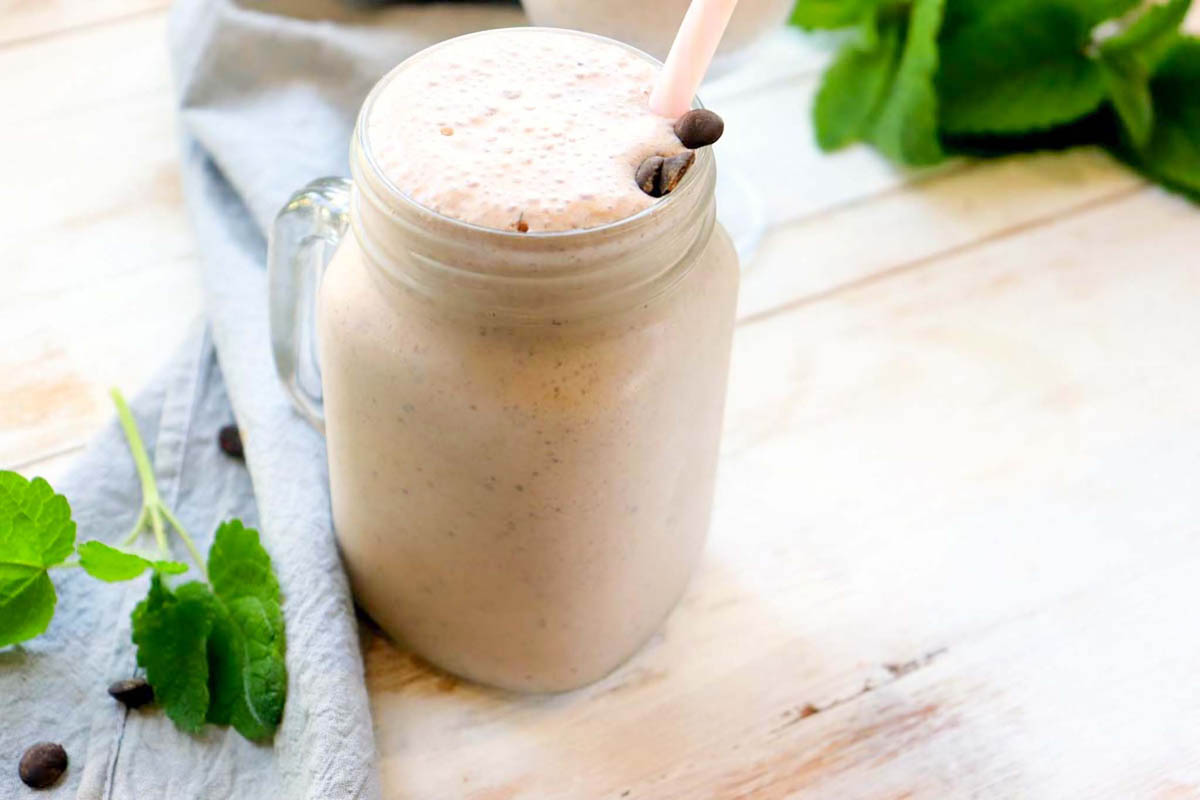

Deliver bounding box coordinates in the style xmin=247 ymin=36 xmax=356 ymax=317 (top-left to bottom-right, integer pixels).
xmin=267 ymin=177 xmax=351 ymax=433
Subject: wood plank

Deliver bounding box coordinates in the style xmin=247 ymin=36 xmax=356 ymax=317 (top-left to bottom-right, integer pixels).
xmin=0 ymin=340 xmax=102 ymax=470
xmin=3 ymin=93 xmax=194 ymax=287
xmin=0 ymin=0 xmax=168 ymax=47
xmin=705 ymin=558 xmax=1200 ymax=799
xmin=366 ymin=184 xmax=1200 ymax=798
xmin=0 ymin=87 xmax=201 ymax=466
xmin=6 ymin=446 xmax=88 ymax=485
xmin=0 ymin=259 xmax=202 ymax=467
xmin=738 ymin=147 xmax=1141 ymax=319
xmin=0 ymin=13 xmax=171 ymax=125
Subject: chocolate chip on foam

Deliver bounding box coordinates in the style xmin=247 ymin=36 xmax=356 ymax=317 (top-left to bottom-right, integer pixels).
xmin=673 ymin=109 xmax=724 ymax=149
xmin=634 ymin=150 xmax=696 ymax=198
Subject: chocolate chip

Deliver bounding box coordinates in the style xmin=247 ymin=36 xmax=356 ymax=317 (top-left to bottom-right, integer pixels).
xmin=634 ymin=151 xmax=696 ymax=198
xmin=635 ymin=155 xmax=665 ymax=196
xmin=218 ymin=424 xmax=244 ymax=459
xmin=660 ymin=151 xmax=696 ymax=195
xmin=19 ymin=742 xmax=67 ymax=789
xmin=673 ymin=109 xmax=724 ymax=148
xmin=108 ymin=677 xmax=155 ymax=709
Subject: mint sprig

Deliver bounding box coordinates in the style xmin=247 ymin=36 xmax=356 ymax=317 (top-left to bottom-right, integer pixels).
xmin=795 ymin=0 xmax=1200 ymax=201
xmin=0 ymin=390 xmax=287 ymax=742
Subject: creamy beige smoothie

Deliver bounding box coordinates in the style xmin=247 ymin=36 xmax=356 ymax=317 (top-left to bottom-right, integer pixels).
xmin=521 ymin=0 xmax=794 ymax=69
xmin=316 ymin=29 xmax=739 ymax=691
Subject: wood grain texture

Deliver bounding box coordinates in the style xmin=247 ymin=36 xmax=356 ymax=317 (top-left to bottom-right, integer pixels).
xmin=0 ymin=0 xmax=169 ymax=46
xmin=0 ymin=11 xmax=201 ymax=468
xmin=738 ymin=147 xmax=1141 ymax=319
xmin=0 ymin=13 xmax=172 ymax=124
xmin=685 ymin=558 xmax=1200 ymax=799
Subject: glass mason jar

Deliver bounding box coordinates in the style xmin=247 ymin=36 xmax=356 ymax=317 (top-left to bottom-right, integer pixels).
xmin=269 ymin=32 xmax=740 ymax=692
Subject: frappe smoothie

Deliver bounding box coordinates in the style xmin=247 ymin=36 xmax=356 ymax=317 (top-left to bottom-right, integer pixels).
xmin=314 ymin=29 xmax=739 ymax=691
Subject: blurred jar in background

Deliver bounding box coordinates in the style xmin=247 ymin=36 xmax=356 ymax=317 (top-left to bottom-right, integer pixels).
xmin=520 ymin=0 xmax=794 ymax=74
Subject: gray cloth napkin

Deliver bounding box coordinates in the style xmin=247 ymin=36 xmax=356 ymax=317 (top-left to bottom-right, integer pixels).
xmin=1 ymin=1 xmax=523 ymax=798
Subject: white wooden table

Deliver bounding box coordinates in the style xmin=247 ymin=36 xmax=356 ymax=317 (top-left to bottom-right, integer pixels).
xmin=4 ymin=3 xmax=1200 ymax=797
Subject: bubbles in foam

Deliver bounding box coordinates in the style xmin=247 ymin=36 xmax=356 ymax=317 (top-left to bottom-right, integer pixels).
xmin=366 ymin=29 xmax=684 ymax=233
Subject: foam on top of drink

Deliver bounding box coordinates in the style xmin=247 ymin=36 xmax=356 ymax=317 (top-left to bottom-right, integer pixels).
xmin=366 ymin=29 xmax=686 ymax=233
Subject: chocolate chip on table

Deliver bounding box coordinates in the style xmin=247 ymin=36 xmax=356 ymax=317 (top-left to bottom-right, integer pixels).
xmin=635 ymin=155 xmax=665 ymax=196
xmin=660 ymin=151 xmax=696 ymax=195
xmin=108 ymin=677 xmax=155 ymax=709
xmin=673 ymin=109 xmax=724 ymax=149
xmin=218 ymin=424 xmax=244 ymax=459
xmin=19 ymin=742 xmax=67 ymax=790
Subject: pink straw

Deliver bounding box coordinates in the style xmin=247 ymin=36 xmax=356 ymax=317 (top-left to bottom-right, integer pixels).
xmin=649 ymin=0 xmax=740 ymax=118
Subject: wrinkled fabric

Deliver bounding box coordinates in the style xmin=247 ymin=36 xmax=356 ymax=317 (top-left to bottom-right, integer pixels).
xmin=0 ymin=2 xmax=522 ymax=798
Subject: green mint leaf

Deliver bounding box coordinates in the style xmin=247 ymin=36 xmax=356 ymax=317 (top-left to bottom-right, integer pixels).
xmin=1096 ymin=0 xmax=1192 ymax=150
xmin=1120 ymin=37 xmax=1200 ymax=196
xmin=938 ymin=1 xmax=1107 ymax=134
xmin=1083 ymin=0 xmax=1143 ymax=20
xmin=815 ymin=21 xmax=902 ymax=150
xmin=207 ymin=520 xmax=280 ymax=605
xmin=0 ymin=472 xmax=76 ymax=646
xmin=1099 ymin=50 xmax=1155 ymax=147
xmin=791 ymin=0 xmax=876 ymax=30
xmin=868 ymin=0 xmax=945 ymax=165
xmin=0 ymin=472 xmax=75 ymax=567
xmin=131 ymin=575 xmax=215 ymax=732
xmin=78 ymin=541 xmax=187 ymax=583
xmin=0 ymin=560 xmax=57 ymax=648
xmin=204 ymin=520 xmax=286 ymax=740
xmin=941 ymin=0 xmax=1139 ymax=33
xmin=854 ymin=2 xmax=881 ymax=50
xmin=1099 ymin=0 xmax=1193 ymax=72
xmin=206 ymin=596 xmax=287 ymax=739
xmin=129 ymin=520 xmax=286 ymax=740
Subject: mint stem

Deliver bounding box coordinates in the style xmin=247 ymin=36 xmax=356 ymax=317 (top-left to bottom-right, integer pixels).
xmin=161 ymin=506 xmax=206 ymax=578
xmin=111 ymin=389 xmax=162 ymax=508
xmin=121 ymin=506 xmax=148 ymax=546
xmin=110 ymin=388 xmax=209 ymax=581
xmin=150 ymin=506 xmax=169 ymax=561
